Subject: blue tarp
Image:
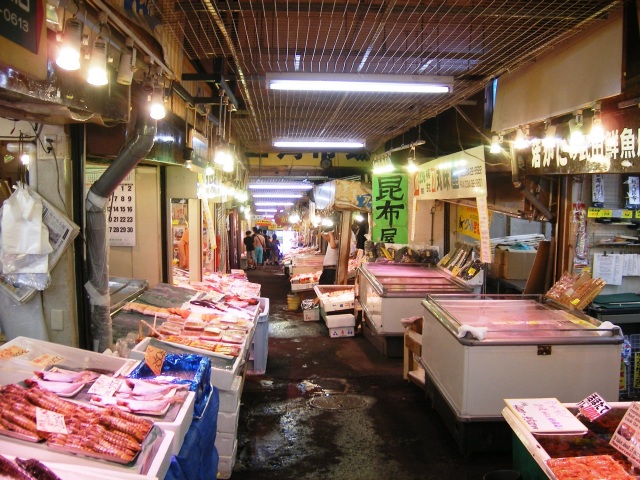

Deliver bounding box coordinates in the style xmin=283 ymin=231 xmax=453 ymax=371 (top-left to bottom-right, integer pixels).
xmin=165 ymin=386 xmax=219 ymax=480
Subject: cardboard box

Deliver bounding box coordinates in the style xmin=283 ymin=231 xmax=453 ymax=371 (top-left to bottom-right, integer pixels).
xmin=325 ymin=313 xmax=355 ymax=338
xmin=303 ymin=307 xmax=320 ymax=321
xmin=495 ymin=247 xmax=537 ymax=280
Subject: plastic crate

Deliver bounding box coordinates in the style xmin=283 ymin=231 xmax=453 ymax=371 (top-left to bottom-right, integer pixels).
xmin=248 ymin=297 xmax=269 ymax=375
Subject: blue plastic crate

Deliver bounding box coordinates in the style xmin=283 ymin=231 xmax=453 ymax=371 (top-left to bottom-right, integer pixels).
xmin=248 ymin=297 xmax=269 ymax=374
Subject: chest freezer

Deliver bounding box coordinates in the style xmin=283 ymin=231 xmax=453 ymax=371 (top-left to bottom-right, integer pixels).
xmin=357 ymin=263 xmax=472 ymax=335
xmin=421 ymin=294 xmax=623 ymax=420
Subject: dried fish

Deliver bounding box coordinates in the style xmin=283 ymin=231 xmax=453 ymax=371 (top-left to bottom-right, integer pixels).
xmin=15 ymin=458 xmax=62 ymax=480
xmin=0 ymin=455 xmax=36 ymax=480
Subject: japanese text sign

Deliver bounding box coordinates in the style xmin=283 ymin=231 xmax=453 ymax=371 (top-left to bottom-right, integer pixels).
xmin=372 ymin=173 xmax=408 ymax=244
xmin=415 ymin=146 xmax=487 ymax=200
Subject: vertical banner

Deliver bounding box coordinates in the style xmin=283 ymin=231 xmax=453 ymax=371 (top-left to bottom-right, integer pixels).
xmin=372 ymin=173 xmax=408 ymax=243
xmin=475 ymin=196 xmax=492 ymax=263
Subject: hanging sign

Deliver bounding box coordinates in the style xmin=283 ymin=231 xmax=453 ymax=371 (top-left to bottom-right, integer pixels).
xmin=525 ymin=123 xmax=640 ymax=175
xmin=415 ymin=146 xmax=487 ymax=200
xmin=0 ymin=0 xmax=47 ymax=79
xmin=372 ymin=173 xmax=408 ymax=243
xmin=86 ymin=168 xmax=137 ymax=247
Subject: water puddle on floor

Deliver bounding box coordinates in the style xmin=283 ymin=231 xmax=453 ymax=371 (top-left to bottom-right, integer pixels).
xmin=297 ymin=377 xmax=348 ymax=396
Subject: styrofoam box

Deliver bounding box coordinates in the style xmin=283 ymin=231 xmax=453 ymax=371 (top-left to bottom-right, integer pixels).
xmin=303 ymin=308 xmax=320 ymax=321
xmin=329 ymin=325 xmax=355 ymax=338
xmin=219 ymin=374 xmax=244 ymax=413
xmin=130 ymin=336 xmax=244 ymax=391
xmin=217 ymin=401 xmax=240 ymax=434
xmin=325 ymin=313 xmax=355 ymax=329
xmin=156 ymin=391 xmax=196 ymax=456
xmin=215 ymin=432 xmax=236 ymax=457
xmin=291 ymin=281 xmax=318 ymax=292
xmin=0 ymin=429 xmax=174 ymax=478
xmin=217 ymin=440 xmax=238 ymax=480
xmin=313 ymin=285 xmax=355 ymax=312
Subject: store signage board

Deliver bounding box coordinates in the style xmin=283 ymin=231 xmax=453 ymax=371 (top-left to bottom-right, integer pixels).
xmin=85 ymin=168 xmax=136 ymax=247
xmin=372 ymin=173 xmax=408 ymax=244
xmin=525 ymin=125 xmax=640 ymax=175
xmin=415 ymin=146 xmax=487 ymax=200
xmin=0 ymin=0 xmax=47 ymax=80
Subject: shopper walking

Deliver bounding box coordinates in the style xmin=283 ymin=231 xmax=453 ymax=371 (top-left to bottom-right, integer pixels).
xmin=253 ymin=227 xmax=266 ymax=268
xmin=262 ymin=229 xmax=272 ymax=265
xmin=243 ymin=230 xmax=255 ymax=270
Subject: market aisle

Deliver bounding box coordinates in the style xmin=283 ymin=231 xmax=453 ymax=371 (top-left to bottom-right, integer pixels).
xmin=232 ymin=265 xmax=513 ymax=480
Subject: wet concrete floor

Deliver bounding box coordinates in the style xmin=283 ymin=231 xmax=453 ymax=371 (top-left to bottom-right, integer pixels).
xmin=232 ymin=266 xmax=513 ymax=480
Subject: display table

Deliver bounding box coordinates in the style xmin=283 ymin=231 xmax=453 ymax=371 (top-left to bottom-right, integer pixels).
xmin=503 ymin=402 xmax=637 ymax=479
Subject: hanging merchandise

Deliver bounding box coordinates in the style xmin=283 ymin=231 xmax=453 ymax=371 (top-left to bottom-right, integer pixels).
xmin=0 ymin=184 xmax=52 ymax=290
xmin=625 ymin=176 xmax=640 ymax=210
xmin=592 ymin=174 xmax=605 ymax=208
xmin=572 ymin=202 xmax=588 ymax=268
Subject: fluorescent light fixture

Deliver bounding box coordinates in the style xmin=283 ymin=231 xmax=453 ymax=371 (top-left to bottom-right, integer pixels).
xmin=252 ymin=193 xmax=303 ymax=199
xmin=273 ymin=140 xmax=364 ymax=149
xmin=255 ymin=201 xmax=294 ymax=207
xmin=267 ymin=73 xmax=453 ymax=93
xmin=249 ymin=183 xmax=313 ymax=190
xmin=255 ymin=208 xmax=278 ymax=213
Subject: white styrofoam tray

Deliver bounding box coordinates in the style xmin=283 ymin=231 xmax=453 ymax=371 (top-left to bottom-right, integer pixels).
xmin=130 ymin=337 xmax=244 ymax=391
xmin=325 ymin=313 xmax=355 ymax=329
xmin=0 ymin=428 xmax=174 ymax=478
xmin=218 ymin=374 xmax=244 ymax=413
xmin=313 ymin=285 xmax=355 ymax=312
xmin=217 ymin=401 xmax=240 ymax=434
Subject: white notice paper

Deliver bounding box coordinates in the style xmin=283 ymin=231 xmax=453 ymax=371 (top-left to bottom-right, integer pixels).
xmin=593 ymin=253 xmax=623 ymax=286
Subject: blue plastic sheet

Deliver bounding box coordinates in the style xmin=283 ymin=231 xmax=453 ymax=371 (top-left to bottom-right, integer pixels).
xmin=166 ymin=386 xmax=219 ymax=480
xmin=127 ymin=353 xmax=212 ymax=417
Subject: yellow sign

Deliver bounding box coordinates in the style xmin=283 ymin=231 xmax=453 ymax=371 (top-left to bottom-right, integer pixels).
xmin=457 ymin=205 xmax=493 ymax=241
xmin=634 ymin=353 xmax=640 ymax=389
xmin=145 ymin=345 xmax=167 ymax=376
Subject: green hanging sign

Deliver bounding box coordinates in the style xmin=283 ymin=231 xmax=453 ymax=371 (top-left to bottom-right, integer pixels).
xmin=372 ymin=173 xmax=408 ymax=243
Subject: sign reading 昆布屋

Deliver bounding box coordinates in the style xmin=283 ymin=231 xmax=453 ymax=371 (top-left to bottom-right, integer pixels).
xmin=415 ymin=146 xmax=487 ymax=200
xmin=372 ymin=173 xmax=408 ymax=243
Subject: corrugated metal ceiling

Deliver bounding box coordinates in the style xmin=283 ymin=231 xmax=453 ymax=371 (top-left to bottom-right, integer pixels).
xmin=151 ymin=0 xmax=624 ymax=154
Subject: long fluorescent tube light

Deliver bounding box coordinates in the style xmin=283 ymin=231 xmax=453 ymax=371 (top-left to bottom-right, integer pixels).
xmin=255 ymin=201 xmax=295 ymax=206
xmin=252 ymin=194 xmax=303 ymax=199
xmin=273 ymin=140 xmax=364 ymax=149
xmin=249 ymin=183 xmax=313 ymax=190
xmin=267 ymin=73 xmax=453 ymax=94
xmin=255 ymin=208 xmax=278 ymax=212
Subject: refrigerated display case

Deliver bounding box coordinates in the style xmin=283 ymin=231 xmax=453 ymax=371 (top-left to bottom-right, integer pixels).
xmin=420 ymin=294 xmax=624 ymax=454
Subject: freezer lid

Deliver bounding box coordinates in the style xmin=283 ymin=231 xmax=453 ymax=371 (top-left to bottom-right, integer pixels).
xmin=422 ymin=294 xmax=624 ymax=345
xmin=358 ymin=264 xmax=470 ymax=296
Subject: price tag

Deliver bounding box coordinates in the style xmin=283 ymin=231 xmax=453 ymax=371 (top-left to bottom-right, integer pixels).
xmin=598 ymin=209 xmax=613 ymax=218
xmin=145 ymin=345 xmax=166 ymax=376
xmin=31 ymin=354 xmax=64 ymax=368
xmin=36 ymin=408 xmax=67 ymax=434
xmin=588 ymin=207 xmax=601 ymax=218
xmin=622 ymin=210 xmax=633 ymax=219
xmin=577 ymin=392 xmax=611 ymax=421
xmin=468 ymin=267 xmax=476 ymax=276
xmin=88 ymin=375 xmax=123 ymax=397
xmin=0 ymin=345 xmax=28 ymax=360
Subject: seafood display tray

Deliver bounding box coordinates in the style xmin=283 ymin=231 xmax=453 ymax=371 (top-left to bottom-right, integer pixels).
xmin=0 ymin=426 xmax=174 ymax=477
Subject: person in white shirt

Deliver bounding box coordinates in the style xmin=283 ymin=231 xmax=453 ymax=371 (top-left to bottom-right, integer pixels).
xmin=319 ymin=229 xmax=338 ymax=285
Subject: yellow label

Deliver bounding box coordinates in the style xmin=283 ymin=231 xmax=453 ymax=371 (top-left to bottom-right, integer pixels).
xmin=634 ymin=353 xmax=640 ymax=389
xmin=468 ymin=267 xmax=476 ymax=276
xmin=31 ymin=354 xmax=64 ymax=368
xmin=570 ymin=298 xmax=581 ymax=305
xmin=588 ymin=208 xmax=600 ymax=218
xmin=451 ymin=266 xmax=461 ymax=276
xmin=0 ymin=345 xmax=28 ymax=360
xmin=145 ymin=345 xmax=166 ymax=376
xmin=622 ymin=210 xmax=633 ymax=219
xmin=598 ymin=209 xmax=613 ymax=218
xmin=621 ymin=361 xmax=627 ymax=391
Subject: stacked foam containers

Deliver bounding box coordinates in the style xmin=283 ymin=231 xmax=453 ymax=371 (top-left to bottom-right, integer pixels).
xmin=217 ymin=296 xmax=269 ymax=479
xmin=313 ymin=285 xmax=356 ymax=337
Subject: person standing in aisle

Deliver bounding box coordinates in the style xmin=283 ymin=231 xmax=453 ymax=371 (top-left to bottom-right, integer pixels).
xmin=271 ymin=234 xmax=281 ymax=266
xmin=253 ymin=226 xmax=266 ymax=269
xmin=319 ymin=229 xmax=339 ymax=285
xmin=262 ymin=229 xmax=272 ymax=265
xmin=243 ymin=230 xmax=255 ymax=270
xmin=177 ymin=227 xmax=189 ymax=270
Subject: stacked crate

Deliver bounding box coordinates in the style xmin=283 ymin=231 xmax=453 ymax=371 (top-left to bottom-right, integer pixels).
xmin=313 ymin=285 xmax=356 ymax=337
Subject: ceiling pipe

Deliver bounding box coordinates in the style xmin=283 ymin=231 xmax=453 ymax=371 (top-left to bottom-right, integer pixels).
xmin=85 ymin=102 xmax=156 ymax=352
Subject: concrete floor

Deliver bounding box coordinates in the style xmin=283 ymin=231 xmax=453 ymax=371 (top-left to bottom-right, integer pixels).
xmin=232 ymin=265 xmax=514 ymax=480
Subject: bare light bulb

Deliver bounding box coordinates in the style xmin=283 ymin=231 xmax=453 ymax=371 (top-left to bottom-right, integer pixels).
xmin=56 ymin=17 xmax=83 ymax=71
xmin=87 ymin=35 xmax=108 ymax=86
xmin=589 ymin=118 xmax=605 ymax=144
xmin=149 ymin=86 xmax=166 ymax=120
xmin=20 ymin=152 xmax=30 ymax=165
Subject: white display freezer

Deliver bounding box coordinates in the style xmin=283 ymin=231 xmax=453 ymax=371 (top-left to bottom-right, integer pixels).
xmin=357 ymin=263 xmax=473 ymax=336
xmin=421 ymin=294 xmax=624 ymax=421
